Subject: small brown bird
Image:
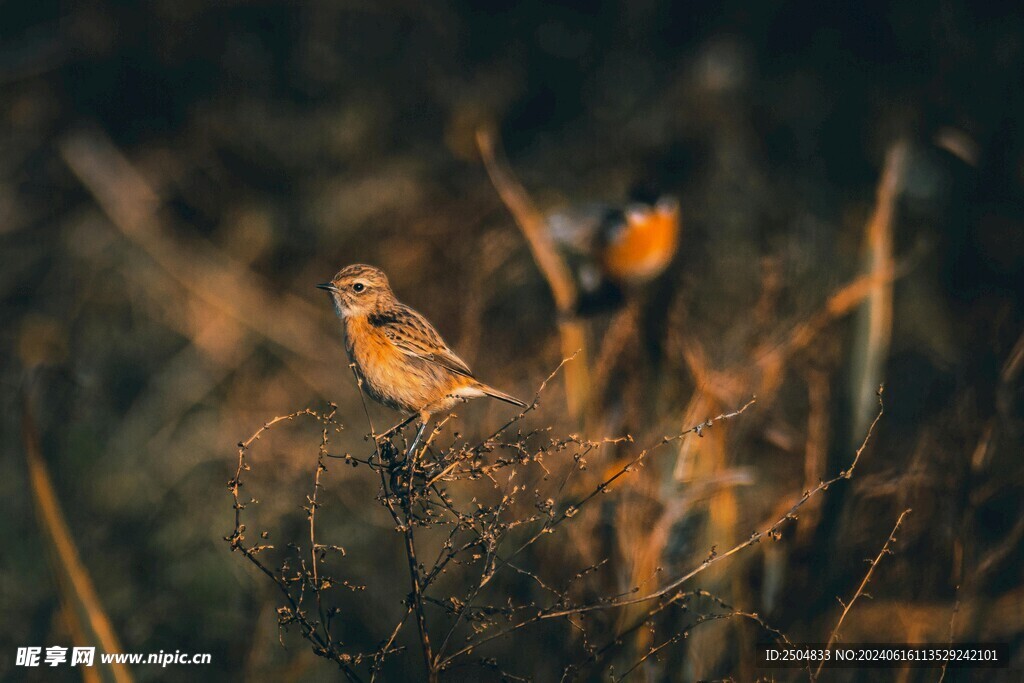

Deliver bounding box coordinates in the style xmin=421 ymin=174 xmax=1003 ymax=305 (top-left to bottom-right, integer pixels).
xmin=317 ymin=264 xmax=526 ymax=442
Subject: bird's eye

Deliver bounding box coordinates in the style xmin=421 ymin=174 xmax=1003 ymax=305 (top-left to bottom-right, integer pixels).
xmin=352 ymin=282 xmax=365 ymax=293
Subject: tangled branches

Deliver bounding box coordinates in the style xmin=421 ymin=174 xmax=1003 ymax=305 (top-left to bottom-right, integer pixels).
xmin=226 ymin=366 xmax=887 ymax=681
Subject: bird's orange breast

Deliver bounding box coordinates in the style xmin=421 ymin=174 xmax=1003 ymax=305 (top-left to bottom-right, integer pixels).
xmin=346 ymin=315 xmax=400 ymax=370
xmin=601 ymin=202 xmax=680 ymax=283
xmin=343 ymin=314 xmax=463 ymax=413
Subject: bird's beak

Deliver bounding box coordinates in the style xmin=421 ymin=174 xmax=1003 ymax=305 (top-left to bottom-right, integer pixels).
xmin=316 ymin=283 xmax=340 ymax=293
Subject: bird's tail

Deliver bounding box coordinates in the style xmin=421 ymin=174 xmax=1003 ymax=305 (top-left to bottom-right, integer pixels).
xmin=478 ymin=383 xmax=528 ymax=408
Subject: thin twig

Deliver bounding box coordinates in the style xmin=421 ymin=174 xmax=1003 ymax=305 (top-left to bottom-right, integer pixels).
xmin=937 ymin=584 xmax=960 ymax=683
xmin=814 ymin=507 xmax=912 ymax=680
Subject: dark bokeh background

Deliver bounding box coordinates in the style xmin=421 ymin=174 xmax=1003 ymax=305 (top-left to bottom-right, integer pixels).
xmin=2 ymin=1 xmax=1023 ymax=680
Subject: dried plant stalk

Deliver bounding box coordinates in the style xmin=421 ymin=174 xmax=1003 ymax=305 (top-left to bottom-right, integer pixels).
xmin=475 ymin=126 xmax=591 ymax=417
xmin=850 ymin=140 xmax=905 ymax=442
xmin=22 ymin=392 xmax=133 ymax=683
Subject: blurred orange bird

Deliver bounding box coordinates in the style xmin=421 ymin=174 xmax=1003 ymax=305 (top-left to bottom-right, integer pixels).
xmin=547 ymin=196 xmax=680 ymax=313
xmin=599 ymin=197 xmax=680 ymax=283
xmin=317 ymin=264 xmax=526 ymax=444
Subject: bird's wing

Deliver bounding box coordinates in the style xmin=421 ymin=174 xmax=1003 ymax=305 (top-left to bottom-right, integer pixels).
xmin=375 ymin=305 xmax=475 ymax=378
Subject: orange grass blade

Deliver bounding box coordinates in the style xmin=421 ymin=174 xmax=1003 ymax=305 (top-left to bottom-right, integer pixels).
xmin=22 ymin=393 xmax=134 ymax=683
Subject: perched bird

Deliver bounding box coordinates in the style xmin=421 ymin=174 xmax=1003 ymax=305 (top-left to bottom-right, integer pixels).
xmin=547 ymin=195 xmax=680 ymax=314
xmin=317 ymin=264 xmax=526 ymax=445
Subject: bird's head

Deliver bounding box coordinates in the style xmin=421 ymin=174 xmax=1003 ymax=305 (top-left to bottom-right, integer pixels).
xmin=317 ymin=264 xmax=395 ymax=318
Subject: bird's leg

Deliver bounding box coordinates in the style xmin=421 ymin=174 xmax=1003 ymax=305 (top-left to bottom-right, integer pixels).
xmin=405 ymin=410 xmax=433 ymax=460
xmin=406 ymin=420 xmax=429 ymax=460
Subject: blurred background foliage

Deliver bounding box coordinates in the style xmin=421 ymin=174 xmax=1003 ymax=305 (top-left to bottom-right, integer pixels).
xmin=2 ymin=0 xmax=1023 ymax=680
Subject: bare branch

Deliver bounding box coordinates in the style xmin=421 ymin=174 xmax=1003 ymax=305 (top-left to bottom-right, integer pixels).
xmin=814 ymin=507 xmax=912 ymax=680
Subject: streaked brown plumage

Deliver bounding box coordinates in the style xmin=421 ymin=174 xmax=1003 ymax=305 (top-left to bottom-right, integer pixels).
xmin=317 ymin=265 xmax=526 ymax=428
